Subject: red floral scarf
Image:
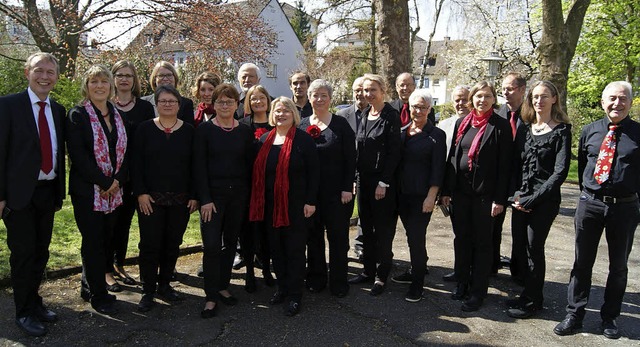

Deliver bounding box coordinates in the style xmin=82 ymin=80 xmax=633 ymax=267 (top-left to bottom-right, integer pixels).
xmin=249 ymin=126 xmax=296 ymax=227
xmin=194 ymin=102 xmax=215 ymax=127
xmin=455 ymin=108 xmax=492 ymax=170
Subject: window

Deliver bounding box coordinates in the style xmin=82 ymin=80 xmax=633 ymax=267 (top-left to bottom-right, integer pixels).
xmin=433 ymin=79 xmax=440 ymax=86
xmin=428 ymin=55 xmax=437 ymax=66
xmin=266 ymin=63 xmax=277 ymax=78
xmin=423 ymin=78 xmax=429 ymax=88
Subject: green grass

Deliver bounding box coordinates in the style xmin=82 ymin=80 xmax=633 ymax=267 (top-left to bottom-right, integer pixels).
xmin=566 ymin=158 xmax=579 ymax=184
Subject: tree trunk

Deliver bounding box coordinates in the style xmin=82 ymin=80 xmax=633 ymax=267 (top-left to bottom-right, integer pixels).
xmin=370 ymin=2 xmax=377 ymax=74
xmin=374 ymin=0 xmax=410 ymax=99
xmin=537 ymin=0 xmax=591 ymax=112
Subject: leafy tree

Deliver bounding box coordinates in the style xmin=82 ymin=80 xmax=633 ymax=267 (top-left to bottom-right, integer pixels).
xmin=0 ymin=58 xmax=27 ymax=96
xmin=290 ymin=0 xmax=314 ymax=49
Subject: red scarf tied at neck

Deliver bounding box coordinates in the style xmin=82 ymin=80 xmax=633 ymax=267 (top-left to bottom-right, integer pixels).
xmin=455 ymin=108 xmax=493 ymax=170
xmin=194 ymin=102 xmax=215 ymax=127
xmin=249 ymin=126 xmax=296 ymax=227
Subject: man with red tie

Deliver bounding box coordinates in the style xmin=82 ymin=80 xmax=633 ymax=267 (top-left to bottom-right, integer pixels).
xmin=496 ymin=72 xmax=527 ymax=280
xmin=0 ymin=52 xmax=66 ymax=337
xmin=389 ymin=73 xmax=435 ymax=130
xmin=554 ymin=81 xmax=639 ymax=340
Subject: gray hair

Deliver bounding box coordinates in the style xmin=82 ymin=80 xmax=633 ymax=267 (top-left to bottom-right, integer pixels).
xmin=452 ymin=85 xmax=470 ymax=95
xmin=602 ymin=81 xmax=633 ymax=100
xmin=237 ymin=63 xmax=261 ymax=80
xmin=308 ymin=79 xmax=333 ymax=99
xmin=408 ymin=89 xmax=433 ymax=106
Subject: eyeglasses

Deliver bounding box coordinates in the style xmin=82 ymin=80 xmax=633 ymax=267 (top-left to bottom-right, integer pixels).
xmin=410 ymin=105 xmax=430 ymax=112
xmin=215 ymin=100 xmax=236 ymax=107
xmin=158 ymin=99 xmax=179 ymax=106
xmin=157 ymin=73 xmax=174 ymax=80
xmin=115 ymin=74 xmax=134 ymax=79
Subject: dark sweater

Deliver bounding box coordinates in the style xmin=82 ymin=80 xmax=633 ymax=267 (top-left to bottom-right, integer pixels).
xmin=398 ymin=122 xmax=447 ymax=196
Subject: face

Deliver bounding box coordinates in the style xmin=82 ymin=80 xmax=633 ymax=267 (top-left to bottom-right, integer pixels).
xmin=198 ymin=81 xmax=215 ymax=104
xmin=309 ymin=87 xmax=331 ymax=113
xmin=410 ymin=98 xmax=431 ymax=126
xmin=156 ymin=92 xmax=179 ymax=117
xmin=87 ymin=75 xmax=111 ymax=103
xmin=363 ymin=79 xmax=384 ymax=105
xmin=155 ymin=67 xmax=175 ymax=88
xmin=25 ymin=58 xmax=58 ymax=100
xmin=601 ymin=86 xmax=632 ymax=124
xmin=290 ymin=73 xmax=309 ymax=99
xmin=531 ymin=85 xmax=557 ymax=116
xmin=396 ymin=74 xmax=415 ymax=103
xmin=214 ymin=95 xmax=237 ymax=119
xmin=114 ymin=67 xmax=134 ymax=93
xmin=472 ymin=86 xmax=495 ymax=113
xmin=272 ymin=102 xmax=294 ymax=128
xmin=238 ymin=67 xmax=259 ymax=92
xmin=502 ymin=76 xmax=525 ymax=110
xmin=352 ymin=81 xmax=368 ymax=109
xmin=249 ymin=90 xmax=269 ymax=114
xmin=452 ymin=89 xmax=470 ymax=117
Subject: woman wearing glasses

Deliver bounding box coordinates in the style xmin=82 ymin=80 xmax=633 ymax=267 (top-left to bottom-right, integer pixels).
xmin=105 ymin=60 xmax=155 ymax=290
xmin=141 ymin=61 xmax=195 ymax=126
xmin=194 ymin=83 xmax=254 ymax=318
xmin=133 ymin=85 xmax=198 ymax=312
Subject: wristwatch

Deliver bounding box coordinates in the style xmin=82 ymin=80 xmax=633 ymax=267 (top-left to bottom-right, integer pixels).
xmin=378 ymin=181 xmax=390 ymax=188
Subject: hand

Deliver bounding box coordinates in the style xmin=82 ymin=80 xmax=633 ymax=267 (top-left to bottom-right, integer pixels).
xmin=491 ymin=203 xmax=504 ymax=217
xmin=138 ymin=194 xmax=154 ymax=215
xmin=422 ymin=196 xmax=436 ymax=213
xmin=200 ymin=202 xmax=217 ymax=223
xmin=511 ymin=202 xmax=532 ymax=213
xmin=375 ymin=186 xmax=386 ymax=200
xmin=341 ymin=191 xmax=353 ymax=204
xmin=303 ymin=204 xmax=316 ymax=218
xmin=440 ymin=196 xmax=451 ymax=207
xmin=104 ymin=179 xmax=120 ymax=197
xmin=187 ymin=200 xmax=199 ymax=214
xmin=0 ymin=200 xmax=6 ymax=219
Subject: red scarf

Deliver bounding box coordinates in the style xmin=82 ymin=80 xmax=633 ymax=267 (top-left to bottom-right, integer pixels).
xmin=194 ymin=102 xmax=215 ymax=127
xmin=249 ymin=126 xmax=296 ymax=227
xmin=455 ymin=108 xmax=492 ymax=170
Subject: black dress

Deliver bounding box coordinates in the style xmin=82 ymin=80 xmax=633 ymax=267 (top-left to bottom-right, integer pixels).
xmin=299 ymin=115 xmax=356 ymax=295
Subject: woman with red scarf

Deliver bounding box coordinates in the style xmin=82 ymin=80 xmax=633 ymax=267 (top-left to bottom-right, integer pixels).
xmin=440 ymin=81 xmax=512 ymax=312
xmin=192 ymin=72 xmax=221 ymax=127
xmin=249 ymin=97 xmax=319 ymax=316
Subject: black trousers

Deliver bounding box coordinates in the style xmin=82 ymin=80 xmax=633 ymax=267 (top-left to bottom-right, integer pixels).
xmin=566 ymin=192 xmax=639 ymax=320
xmin=4 ymin=182 xmax=56 ymax=318
xmin=357 ymin=176 xmax=397 ymax=282
xmin=110 ymin=183 xmax=136 ymax=268
xmin=71 ymin=195 xmax=119 ymax=304
xmin=451 ymin=192 xmax=493 ymax=298
xmin=239 ymin=217 xmax=271 ymax=278
xmin=306 ymin=195 xmax=352 ymax=294
xmin=201 ymin=189 xmax=247 ymax=301
xmin=511 ymin=200 xmax=559 ymax=306
xmin=398 ymin=194 xmax=433 ymax=290
xmin=492 ymin=209 xmax=506 ymax=272
xmin=138 ymin=202 xmax=189 ymax=294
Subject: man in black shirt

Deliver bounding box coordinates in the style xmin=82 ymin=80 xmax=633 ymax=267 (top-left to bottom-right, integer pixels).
xmin=554 ymin=81 xmax=640 ymax=339
xmin=289 ymin=71 xmax=313 ymax=118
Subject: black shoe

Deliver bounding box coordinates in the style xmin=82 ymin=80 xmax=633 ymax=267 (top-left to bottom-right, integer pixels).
xmin=269 ymin=291 xmax=287 ymax=305
xmin=92 ymin=301 xmax=118 ymax=315
xmin=138 ymin=294 xmax=155 ymax=313
xmin=157 ymin=285 xmax=183 ymax=302
xmin=405 ymin=287 xmax=423 ymax=303
xmin=451 ymin=283 xmax=468 ymax=300
xmin=80 ymin=289 xmax=91 ymax=302
xmin=370 ymin=282 xmax=385 ymax=296
xmin=507 ymin=301 xmax=542 ymax=319
xmin=348 ymin=273 xmax=373 ymax=284
xmin=391 ymin=272 xmax=412 ymax=284
xmin=284 ymin=300 xmax=300 ymax=316
xmin=233 ymin=254 xmax=245 ymax=270
xmin=35 ymin=305 xmax=58 ymax=323
xmin=500 ymin=255 xmax=511 ymax=268
xmin=505 ymin=297 xmax=526 ymax=309
xmin=442 ymin=272 xmax=457 ymax=282
xmin=15 ymin=316 xmax=46 ymax=337
xmin=218 ymin=293 xmax=238 ymax=306
xmin=263 ymin=271 xmax=275 ymax=287
xmin=553 ymin=316 xmax=583 ymax=336
xmin=196 ymin=265 xmax=204 ymax=278
xmin=602 ymin=319 xmax=620 ymax=339
xmin=461 ymin=296 xmax=483 ymax=312
xmin=106 ymin=282 xmax=122 ymax=293
xmin=201 ymin=303 xmax=218 ymax=319
xmin=245 ymin=275 xmax=257 ymax=293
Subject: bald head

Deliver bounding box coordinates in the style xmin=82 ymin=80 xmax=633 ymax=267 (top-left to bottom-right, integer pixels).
xmin=395 ymin=72 xmax=415 ymax=103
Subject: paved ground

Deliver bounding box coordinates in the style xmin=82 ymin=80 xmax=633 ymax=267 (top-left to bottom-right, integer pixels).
xmin=1 ymin=184 xmax=639 ymax=346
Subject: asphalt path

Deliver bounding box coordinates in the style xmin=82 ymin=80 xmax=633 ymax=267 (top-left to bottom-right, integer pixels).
xmin=1 ymin=184 xmax=639 ymax=346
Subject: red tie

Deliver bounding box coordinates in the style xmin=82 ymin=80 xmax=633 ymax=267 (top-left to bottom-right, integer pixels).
xmin=37 ymin=101 xmax=53 ymax=174
xmin=509 ymin=111 xmax=517 ymax=140
xmin=594 ymin=124 xmax=618 ymax=184
xmin=400 ymin=103 xmax=410 ymax=127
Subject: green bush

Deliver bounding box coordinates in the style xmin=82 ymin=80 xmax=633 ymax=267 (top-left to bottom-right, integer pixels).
xmin=50 ymin=76 xmax=82 ymax=111
xmin=0 ymin=58 xmax=28 ymax=96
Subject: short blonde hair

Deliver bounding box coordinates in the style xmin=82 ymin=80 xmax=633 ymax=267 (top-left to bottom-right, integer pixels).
xmin=362 ymin=73 xmax=388 ymax=94
xmin=244 ymin=85 xmax=272 ymax=115
xmin=25 ymin=52 xmax=59 ymax=75
xmin=149 ymin=61 xmax=179 ymax=91
xmin=80 ymin=65 xmax=114 ymax=102
xmin=269 ymin=96 xmax=300 ymax=127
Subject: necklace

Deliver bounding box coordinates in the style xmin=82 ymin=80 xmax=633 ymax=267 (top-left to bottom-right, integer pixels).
xmin=115 ymin=96 xmax=134 ymax=108
xmin=532 ymin=122 xmax=551 ymax=133
xmin=214 ymin=117 xmax=236 ymax=132
xmin=158 ymin=118 xmax=178 ymax=134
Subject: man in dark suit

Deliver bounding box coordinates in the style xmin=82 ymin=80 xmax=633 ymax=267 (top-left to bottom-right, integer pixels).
xmin=496 ymin=72 xmax=527 ymax=281
xmin=554 ymin=81 xmax=639 ymax=339
xmin=0 ymin=52 xmax=66 ymax=337
xmin=290 ymin=71 xmax=313 ymax=118
xmin=389 ymin=72 xmax=435 ymax=128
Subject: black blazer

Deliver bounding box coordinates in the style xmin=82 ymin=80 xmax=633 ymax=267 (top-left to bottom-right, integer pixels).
xmin=443 ymin=111 xmax=513 ymax=205
xmin=496 ymin=104 xmax=528 ymax=196
xmin=141 ymin=94 xmax=195 ymax=127
xmin=389 ymin=98 xmax=436 ymax=125
xmin=0 ymin=90 xmax=66 ymax=210
xmin=356 ymin=103 xmax=402 ymax=184
xmin=66 ymin=103 xmax=129 ymax=199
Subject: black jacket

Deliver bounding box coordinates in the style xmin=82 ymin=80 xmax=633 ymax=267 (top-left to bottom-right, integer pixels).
xmin=356 ymin=103 xmax=402 ymax=184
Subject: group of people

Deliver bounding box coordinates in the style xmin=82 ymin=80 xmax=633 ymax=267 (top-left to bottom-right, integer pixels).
xmin=0 ymin=52 xmax=637 ymax=341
